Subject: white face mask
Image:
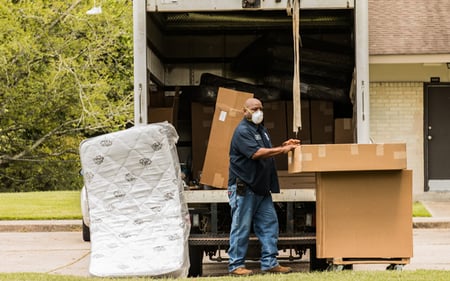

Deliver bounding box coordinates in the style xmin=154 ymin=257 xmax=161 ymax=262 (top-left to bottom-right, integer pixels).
xmin=251 ymin=110 xmax=264 ymax=124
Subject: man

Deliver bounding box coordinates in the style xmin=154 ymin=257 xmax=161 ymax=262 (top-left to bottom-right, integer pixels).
xmin=227 ymin=97 xmax=300 ymax=276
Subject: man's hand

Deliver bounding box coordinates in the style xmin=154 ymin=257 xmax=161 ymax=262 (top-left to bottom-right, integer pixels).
xmin=281 ymin=144 xmax=299 ymax=154
xmin=282 ymin=139 xmax=301 ymax=146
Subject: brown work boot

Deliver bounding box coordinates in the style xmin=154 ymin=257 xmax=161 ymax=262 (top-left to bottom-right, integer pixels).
xmin=230 ymin=267 xmax=253 ymax=276
xmin=264 ymin=265 xmax=293 ymax=274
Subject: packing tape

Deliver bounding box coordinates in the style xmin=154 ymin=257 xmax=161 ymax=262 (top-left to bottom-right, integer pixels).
xmin=318 ymin=146 xmax=327 ymax=158
xmin=302 ymin=152 xmax=312 ymax=161
xmin=376 ymin=144 xmax=385 ymax=156
xmin=394 ymin=151 xmax=407 ymax=159
xmin=350 ymin=144 xmax=359 ymax=155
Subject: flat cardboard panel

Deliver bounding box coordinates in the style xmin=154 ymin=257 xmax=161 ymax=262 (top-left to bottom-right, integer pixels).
xmin=316 ymin=170 xmax=413 ymax=258
xmin=200 ymin=88 xmax=253 ymax=188
xmin=334 ymin=118 xmax=354 ymax=143
xmin=288 ymin=143 xmax=407 ymax=173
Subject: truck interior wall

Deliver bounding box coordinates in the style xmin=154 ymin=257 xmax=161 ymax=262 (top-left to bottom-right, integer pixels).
xmin=145 ymin=8 xmax=356 ymax=186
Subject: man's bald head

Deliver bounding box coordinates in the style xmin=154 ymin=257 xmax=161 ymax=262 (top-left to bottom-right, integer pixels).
xmin=244 ymin=98 xmax=263 ymax=111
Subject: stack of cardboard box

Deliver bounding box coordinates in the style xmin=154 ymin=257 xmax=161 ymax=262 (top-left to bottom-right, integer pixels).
xmin=193 ymin=88 xmax=354 ymax=188
xmin=288 ymin=143 xmax=413 ymax=265
xmin=194 ymin=87 xmax=412 ymax=265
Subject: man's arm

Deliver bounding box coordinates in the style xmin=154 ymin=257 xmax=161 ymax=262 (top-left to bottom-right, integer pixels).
xmin=252 ymin=139 xmax=300 ymax=159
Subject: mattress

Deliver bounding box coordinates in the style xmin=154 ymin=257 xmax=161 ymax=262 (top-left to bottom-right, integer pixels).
xmin=79 ymin=122 xmax=190 ymax=277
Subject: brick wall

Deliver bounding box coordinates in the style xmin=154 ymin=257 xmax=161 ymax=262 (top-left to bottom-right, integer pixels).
xmin=370 ymin=82 xmax=424 ymax=195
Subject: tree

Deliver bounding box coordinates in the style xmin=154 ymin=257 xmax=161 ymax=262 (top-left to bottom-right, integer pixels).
xmin=0 ymin=0 xmax=133 ymax=192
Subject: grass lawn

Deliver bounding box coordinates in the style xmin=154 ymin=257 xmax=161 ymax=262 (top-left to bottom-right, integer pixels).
xmin=413 ymin=201 xmax=432 ymax=217
xmin=1 ymin=270 xmax=450 ymax=281
xmin=0 ymin=191 xmax=82 ymax=220
xmin=0 ymin=191 xmax=432 ymax=220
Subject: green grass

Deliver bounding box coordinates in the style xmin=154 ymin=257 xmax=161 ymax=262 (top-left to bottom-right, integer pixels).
xmin=1 ymin=270 xmax=450 ymax=281
xmin=0 ymin=191 xmax=432 ymax=220
xmin=0 ymin=191 xmax=82 ymax=220
xmin=413 ymin=201 xmax=432 ymax=217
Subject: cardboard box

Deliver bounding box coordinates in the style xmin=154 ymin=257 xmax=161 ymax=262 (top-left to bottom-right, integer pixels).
xmin=263 ymin=101 xmax=288 ymax=170
xmin=286 ymin=100 xmax=311 ymax=144
xmin=191 ymin=103 xmax=215 ymax=180
xmin=277 ymin=171 xmax=316 ymax=189
xmin=310 ymin=100 xmax=334 ymax=144
xmin=316 ymin=170 xmax=413 ymax=259
xmin=148 ymin=90 xmax=179 ymax=127
xmin=288 ymin=143 xmax=407 ymax=173
xmin=334 ymin=118 xmax=354 ymax=143
xmin=200 ymin=88 xmax=253 ymax=188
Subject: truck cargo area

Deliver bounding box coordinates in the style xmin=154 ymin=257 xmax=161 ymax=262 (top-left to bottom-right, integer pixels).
xmin=137 ymin=1 xmax=357 ymax=276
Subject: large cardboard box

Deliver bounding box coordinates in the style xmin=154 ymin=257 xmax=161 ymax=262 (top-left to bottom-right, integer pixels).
xmin=288 ymin=143 xmax=407 ymax=173
xmin=200 ymin=88 xmax=253 ymax=188
xmin=316 ymin=170 xmax=413 ymax=259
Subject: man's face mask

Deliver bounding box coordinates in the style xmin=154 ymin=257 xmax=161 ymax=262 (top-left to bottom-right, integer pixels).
xmin=246 ymin=107 xmax=264 ymax=124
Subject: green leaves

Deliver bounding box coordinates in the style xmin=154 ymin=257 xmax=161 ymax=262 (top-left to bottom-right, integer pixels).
xmin=0 ymin=0 xmax=133 ymax=192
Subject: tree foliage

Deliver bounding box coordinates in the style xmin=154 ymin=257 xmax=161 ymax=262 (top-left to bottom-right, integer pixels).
xmin=0 ymin=0 xmax=134 ymax=192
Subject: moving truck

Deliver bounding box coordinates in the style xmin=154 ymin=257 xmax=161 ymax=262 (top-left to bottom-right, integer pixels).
xmin=126 ymin=0 xmax=368 ymax=276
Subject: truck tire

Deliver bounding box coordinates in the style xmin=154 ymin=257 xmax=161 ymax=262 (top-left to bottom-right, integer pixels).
xmin=82 ymin=221 xmax=90 ymax=242
xmin=188 ymin=245 xmax=203 ymax=277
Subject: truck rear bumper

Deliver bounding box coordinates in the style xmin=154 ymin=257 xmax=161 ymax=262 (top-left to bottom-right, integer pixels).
xmin=189 ymin=233 xmax=316 ymax=246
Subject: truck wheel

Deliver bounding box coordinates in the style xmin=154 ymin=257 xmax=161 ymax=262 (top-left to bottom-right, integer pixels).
xmin=82 ymin=221 xmax=90 ymax=242
xmin=188 ymin=245 xmax=203 ymax=277
xmin=309 ymin=246 xmax=328 ymax=271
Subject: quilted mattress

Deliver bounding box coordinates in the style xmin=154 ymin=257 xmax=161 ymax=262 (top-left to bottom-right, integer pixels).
xmin=79 ymin=122 xmax=190 ymax=277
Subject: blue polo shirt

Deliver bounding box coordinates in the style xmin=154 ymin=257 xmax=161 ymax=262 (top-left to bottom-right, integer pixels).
xmin=228 ymin=118 xmax=280 ymax=195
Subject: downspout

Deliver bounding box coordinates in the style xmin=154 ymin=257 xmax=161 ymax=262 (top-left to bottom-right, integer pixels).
xmin=133 ymin=0 xmax=148 ymax=126
xmin=355 ymin=0 xmax=370 ymax=143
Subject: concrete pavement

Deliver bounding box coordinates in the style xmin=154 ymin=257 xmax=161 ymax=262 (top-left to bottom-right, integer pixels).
xmin=413 ymin=191 xmax=450 ymax=228
xmin=1 ymin=229 xmax=450 ymax=277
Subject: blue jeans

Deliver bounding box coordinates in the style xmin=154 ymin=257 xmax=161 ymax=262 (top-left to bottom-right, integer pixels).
xmin=227 ymin=183 xmax=279 ymax=272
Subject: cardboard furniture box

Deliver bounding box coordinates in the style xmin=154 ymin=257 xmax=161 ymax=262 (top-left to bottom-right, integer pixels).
xmin=315 ymin=170 xmax=413 ymax=259
xmin=288 ymin=143 xmax=407 ymax=173
xmin=200 ymin=88 xmax=253 ymax=189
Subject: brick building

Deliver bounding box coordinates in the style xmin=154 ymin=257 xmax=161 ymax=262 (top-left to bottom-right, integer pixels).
xmin=369 ymin=0 xmax=450 ymax=195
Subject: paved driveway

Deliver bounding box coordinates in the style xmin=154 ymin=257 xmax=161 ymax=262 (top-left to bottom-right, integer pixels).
xmin=1 ymin=229 xmax=450 ymax=277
